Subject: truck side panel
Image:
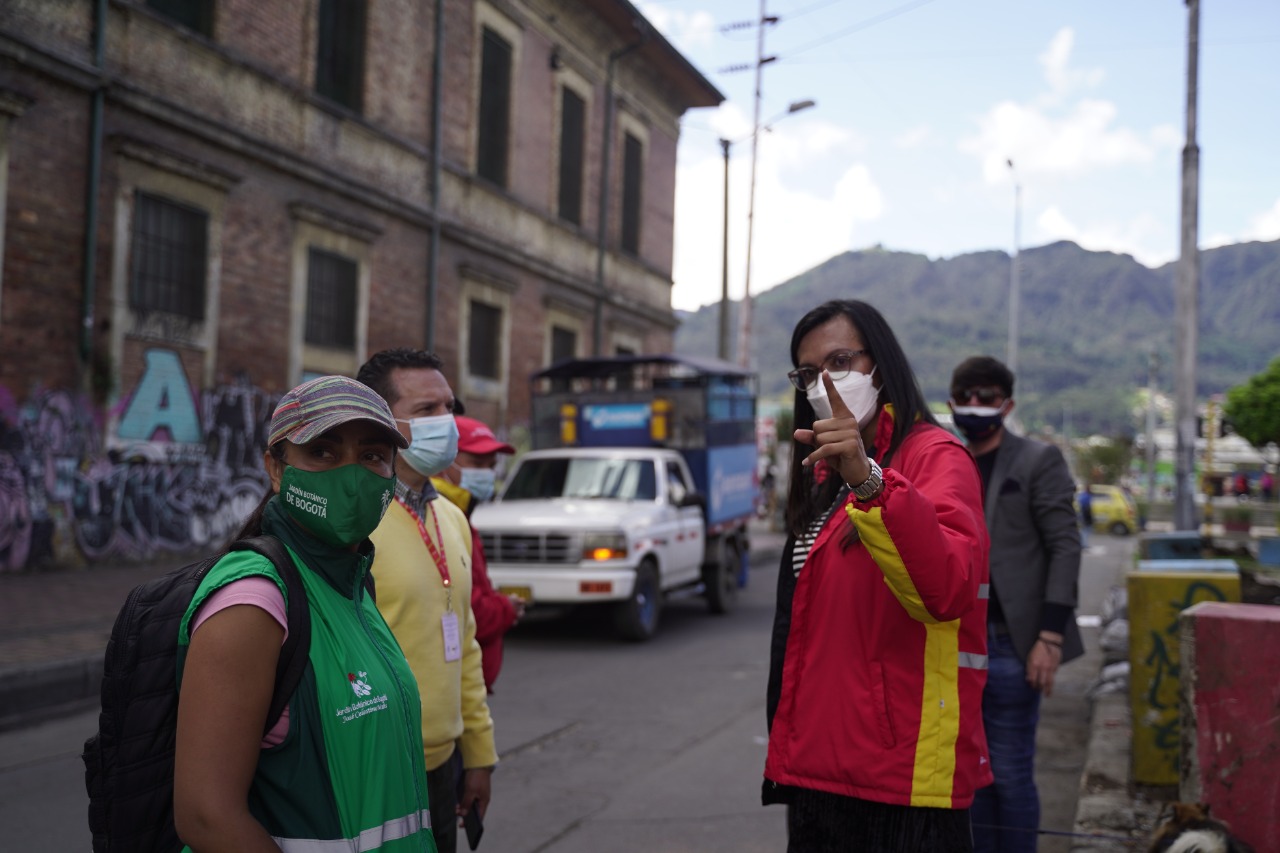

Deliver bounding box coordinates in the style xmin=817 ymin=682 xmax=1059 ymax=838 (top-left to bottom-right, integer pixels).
xmin=682 ymin=443 xmax=758 ymax=528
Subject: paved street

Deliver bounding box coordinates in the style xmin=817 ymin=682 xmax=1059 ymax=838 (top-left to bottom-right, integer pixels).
xmin=0 ymin=526 xmax=1135 ymax=852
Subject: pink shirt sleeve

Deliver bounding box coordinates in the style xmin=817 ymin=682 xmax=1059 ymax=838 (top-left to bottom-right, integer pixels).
xmin=191 ymin=576 xmax=291 ymax=748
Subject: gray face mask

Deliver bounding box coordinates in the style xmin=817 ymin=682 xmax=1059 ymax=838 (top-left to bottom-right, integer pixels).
xmin=807 ymin=366 xmax=880 ymax=425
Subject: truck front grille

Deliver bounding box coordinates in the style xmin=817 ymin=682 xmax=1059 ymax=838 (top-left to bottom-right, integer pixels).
xmin=479 ymin=532 xmax=575 ymax=564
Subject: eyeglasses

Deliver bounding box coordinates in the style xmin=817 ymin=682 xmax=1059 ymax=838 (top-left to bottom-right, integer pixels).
xmin=787 ymin=349 xmax=869 ymax=391
xmin=953 ymin=386 xmax=1006 ymax=406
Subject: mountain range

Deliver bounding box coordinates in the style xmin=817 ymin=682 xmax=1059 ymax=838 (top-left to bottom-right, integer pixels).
xmin=673 ymin=239 xmax=1280 ymax=437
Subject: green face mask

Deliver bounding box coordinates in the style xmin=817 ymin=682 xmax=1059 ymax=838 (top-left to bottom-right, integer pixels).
xmin=278 ymin=464 xmax=396 ymax=548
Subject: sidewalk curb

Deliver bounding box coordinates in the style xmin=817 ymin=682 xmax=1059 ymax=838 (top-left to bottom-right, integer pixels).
xmin=1071 ymin=692 xmax=1152 ymax=851
xmin=0 ymin=654 xmax=102 ymax=733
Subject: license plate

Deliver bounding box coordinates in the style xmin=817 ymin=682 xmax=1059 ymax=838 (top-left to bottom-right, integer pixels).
xmin=499 ymin=585 xmax=532 ymax=603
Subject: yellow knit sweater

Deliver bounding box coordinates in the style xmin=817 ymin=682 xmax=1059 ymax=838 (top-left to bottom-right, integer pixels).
xmin=370 ymin=498 xmax=497 ymax=771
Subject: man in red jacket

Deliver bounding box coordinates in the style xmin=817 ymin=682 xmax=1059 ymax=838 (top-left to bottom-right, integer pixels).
xmin=432 ymin=415 xmax=524 ymax=692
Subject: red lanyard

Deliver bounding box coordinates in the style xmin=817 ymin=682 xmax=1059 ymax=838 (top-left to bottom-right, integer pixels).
xmin=396 ymin=497 xmax=451 ymax=590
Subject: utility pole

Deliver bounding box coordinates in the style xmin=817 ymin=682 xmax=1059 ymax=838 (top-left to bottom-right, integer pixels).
xmin=1174 ymin=0 xmax=1201 ymax=531
xmin=718 ymin=138 xmax=731 ymax=360
xmin=736 ymin=0 xmax=776 ymax=369
xmin=1006 ymin=159 xmax=1021 ymax=379
xmin=1145 ymin=350 xmax=1159 ymax=510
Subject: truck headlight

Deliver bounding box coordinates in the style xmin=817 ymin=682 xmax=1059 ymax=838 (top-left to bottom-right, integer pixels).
xmin=582 ymin=533 xmax=628 ymax=561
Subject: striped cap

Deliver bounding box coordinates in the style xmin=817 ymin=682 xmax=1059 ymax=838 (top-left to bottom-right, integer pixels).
xmin=268 ymin=375 xmax=408 ymax=450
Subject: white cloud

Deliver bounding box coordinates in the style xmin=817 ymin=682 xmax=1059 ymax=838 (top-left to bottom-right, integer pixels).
xmin=635 ymin=4 xmax=716 ymax=50
xmin=1243 ymin=198 xmax=1280 ymax=242
xmin=671 ymin=122 xmax=882 ymax=311
xmin=961 ymin=29 xmax=1178 ymax=184
xmin=1039 ymin=28 xmax=1104 ymax=99
xmin=1035 ymin=205 xmax=1170 ymax=266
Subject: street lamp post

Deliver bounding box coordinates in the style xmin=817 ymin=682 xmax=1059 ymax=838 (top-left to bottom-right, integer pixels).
xmin=734 ymin=98 xmax=816 ymax=368
xmin=718 ymin=137 xmax=731 ymax=360
xmin=1006 ymin=158 xmax=1021 ymax=379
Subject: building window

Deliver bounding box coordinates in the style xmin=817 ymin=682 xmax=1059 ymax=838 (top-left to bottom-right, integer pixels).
xmin=130 ymin=191 xmax=208 ymax=320
xmin=476 ymin=27 xmax=512 ymax=187
xmin=558 ymin=88 xmax=585 ymax=225
xmin=305 ymin=248 xmax=358 ymax=348
xmin=315 ymin=0 xmax=366 ymax=112
xmin=469 ymin=299 xmax=503 ymax=379
xmin=147 ymin=0 xmax=215 ymax=36
xmin=551 ymin=325 xmax=577 ymax=364
xmin=620 ymin=132 xmax=643 ymax=256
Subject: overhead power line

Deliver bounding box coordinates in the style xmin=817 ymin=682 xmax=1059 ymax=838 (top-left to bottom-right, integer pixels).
xmin=784 ymin=0 xmax=941 ymax=58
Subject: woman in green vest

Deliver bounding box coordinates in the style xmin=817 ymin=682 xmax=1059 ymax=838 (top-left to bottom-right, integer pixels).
xmin=174 ymin=375 xmax=436 ymax=852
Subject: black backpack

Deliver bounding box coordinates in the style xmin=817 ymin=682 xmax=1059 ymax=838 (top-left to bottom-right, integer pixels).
xmin=82 ymin=535 xmax=311 ymax=853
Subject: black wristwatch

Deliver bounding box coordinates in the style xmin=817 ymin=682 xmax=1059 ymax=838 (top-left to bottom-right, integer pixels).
xmin=851 ymin=459 xmax=884 ymax=501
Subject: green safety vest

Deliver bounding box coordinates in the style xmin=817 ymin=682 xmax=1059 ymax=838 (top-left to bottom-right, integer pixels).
xmin=178 ymin=545 xmax=436 ymax=852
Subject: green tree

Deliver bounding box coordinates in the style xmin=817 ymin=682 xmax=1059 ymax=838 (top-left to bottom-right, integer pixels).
xmin=1074 ymin=435 xmax=1135 ymax=485
xmin=1224 ymin=357 xmax=1280 ymax=449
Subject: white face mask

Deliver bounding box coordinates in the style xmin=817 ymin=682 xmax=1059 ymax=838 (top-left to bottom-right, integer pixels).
xmin=806 ymin=366 xmax=880 ymax=425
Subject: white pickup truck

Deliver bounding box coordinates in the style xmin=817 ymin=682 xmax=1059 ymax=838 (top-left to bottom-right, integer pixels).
xmin=471 ymin=446 xmax=743 ymax=641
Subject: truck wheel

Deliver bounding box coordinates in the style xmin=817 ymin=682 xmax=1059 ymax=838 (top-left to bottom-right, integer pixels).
xmin=1110 ymin=521 xmax=1131 ymax=536
xmin=704 ymin=540 xmax=739 ymax=615
xmin=614 ymin=560 xmax=662 ymax=642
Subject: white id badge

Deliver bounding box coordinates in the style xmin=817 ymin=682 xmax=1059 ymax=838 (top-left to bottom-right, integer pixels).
xmin=441 ymin=611 xmax=462 ymax=662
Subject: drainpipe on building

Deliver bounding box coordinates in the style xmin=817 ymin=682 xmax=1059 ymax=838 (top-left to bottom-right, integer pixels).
xmin=80 ymin=0 xmax=107 ymax=384
xmin=425 ymin=0 xmax=446 ymax=352
xmin=592 ymin=33 xmax=646 ymax=356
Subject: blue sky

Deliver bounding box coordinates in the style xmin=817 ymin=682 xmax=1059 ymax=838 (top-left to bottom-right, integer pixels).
xmin=637 ymin=1 xmax=1280 ymax=311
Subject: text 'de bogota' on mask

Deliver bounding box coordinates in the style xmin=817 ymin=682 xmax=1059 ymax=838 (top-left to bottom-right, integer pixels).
xmin=807 ymin=366 xmax=880 ymax=425
xmin=279 ymin=464 xmax=395 ymax=548
xmin=951 ymin=401 xmax=1010 ymax=443
xmin=399 ymin=414 xmax=459 ymax=477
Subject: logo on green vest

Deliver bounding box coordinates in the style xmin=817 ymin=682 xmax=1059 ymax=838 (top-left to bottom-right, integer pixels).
xmin=349 ymin=671 xmax=372 ymax=697
xmin=337 ymin=671 xmax=389 ymax=723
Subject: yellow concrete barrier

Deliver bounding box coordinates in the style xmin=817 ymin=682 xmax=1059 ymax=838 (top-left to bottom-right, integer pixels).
xmin=1127 ymin=569 xmax=1240 ymax=785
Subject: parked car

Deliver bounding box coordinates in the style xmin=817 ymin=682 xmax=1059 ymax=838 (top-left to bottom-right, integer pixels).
xmin=1087 ymin=485 xmax=1138 ymax=535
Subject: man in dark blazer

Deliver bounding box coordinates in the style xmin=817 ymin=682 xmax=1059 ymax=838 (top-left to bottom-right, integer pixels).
xmin=949 ymin=356 xmax=1083 ymax=853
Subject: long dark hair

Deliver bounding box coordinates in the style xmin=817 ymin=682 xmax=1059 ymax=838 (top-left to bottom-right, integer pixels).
xmin=233 ymin=442 xmax=286 ymax=542
xmin=784 ymin=299 xmax=939 ymax=538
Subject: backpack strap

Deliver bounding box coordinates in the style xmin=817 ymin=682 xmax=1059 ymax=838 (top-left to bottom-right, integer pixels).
xmin=230 ymin=535 xmax=312 ymax=737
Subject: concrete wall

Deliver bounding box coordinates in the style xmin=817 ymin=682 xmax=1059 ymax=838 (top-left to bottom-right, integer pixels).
xmin=1179 ymin=601 xmax=1280 ymax=852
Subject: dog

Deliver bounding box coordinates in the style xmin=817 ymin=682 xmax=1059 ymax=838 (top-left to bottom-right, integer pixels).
xmin=1147 ymin=802 xmax=1255 ymax=853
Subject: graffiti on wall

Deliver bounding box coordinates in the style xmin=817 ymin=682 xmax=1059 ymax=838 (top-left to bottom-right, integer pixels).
xmin=1129 ymin=574 xmax=1238 ymax=784
xmin=0 ymin=348 xmax=279 ymax=571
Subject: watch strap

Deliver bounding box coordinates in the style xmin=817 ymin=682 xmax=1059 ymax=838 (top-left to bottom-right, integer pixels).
xmin=851 ymin=459 xmax=884 ymax=501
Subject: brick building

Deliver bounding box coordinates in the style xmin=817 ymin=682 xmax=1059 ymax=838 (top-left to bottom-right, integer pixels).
xmin=0 ymin=0 xmax=721 ymax=569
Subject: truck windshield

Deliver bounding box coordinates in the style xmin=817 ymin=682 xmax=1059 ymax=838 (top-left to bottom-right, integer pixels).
xmin=504 ymin=457 xmax=657 ymax=501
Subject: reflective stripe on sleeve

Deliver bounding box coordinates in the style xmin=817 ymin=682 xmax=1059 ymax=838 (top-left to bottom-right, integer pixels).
xmin=958 ymin=651 xmax=988 ymax=670
xmin=274 ymin=809 xmax=432 ymax=852
xmin=978 ymin=583 xmax=989 ymax=599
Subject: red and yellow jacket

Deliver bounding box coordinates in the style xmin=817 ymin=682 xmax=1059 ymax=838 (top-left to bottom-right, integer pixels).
xmin=764 ymin=411 xmax=992 ymax=809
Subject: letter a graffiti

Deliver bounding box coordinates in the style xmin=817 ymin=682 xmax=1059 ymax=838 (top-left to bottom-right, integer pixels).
xmin=117 ymin=349 xmax=202 ymax=444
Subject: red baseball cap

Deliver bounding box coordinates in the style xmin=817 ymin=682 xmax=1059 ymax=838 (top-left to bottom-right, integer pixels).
xmin=456 ymin=416 xmax=515 ymax=455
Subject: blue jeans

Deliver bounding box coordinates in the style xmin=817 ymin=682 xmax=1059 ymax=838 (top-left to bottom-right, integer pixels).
xmin=970 ymin=626 xmax=1041 ymax=853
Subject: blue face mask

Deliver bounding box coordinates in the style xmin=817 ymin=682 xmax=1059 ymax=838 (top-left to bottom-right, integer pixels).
xmin=398 ymin=414 xmax=459 ymax=477
xmin=458 ymin=467 xmax=497 ymax=503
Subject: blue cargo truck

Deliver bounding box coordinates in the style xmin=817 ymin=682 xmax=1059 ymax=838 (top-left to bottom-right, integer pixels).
xmin=471 ymin=355 xmax=759 ymax=641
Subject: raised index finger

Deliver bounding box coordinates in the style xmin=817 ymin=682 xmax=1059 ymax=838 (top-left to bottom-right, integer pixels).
xmin=822 ymin=369 xmax=854 ymax=420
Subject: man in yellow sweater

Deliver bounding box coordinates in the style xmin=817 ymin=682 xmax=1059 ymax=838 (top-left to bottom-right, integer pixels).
xmin=358 ymin=348 xmax=497 ymax=853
